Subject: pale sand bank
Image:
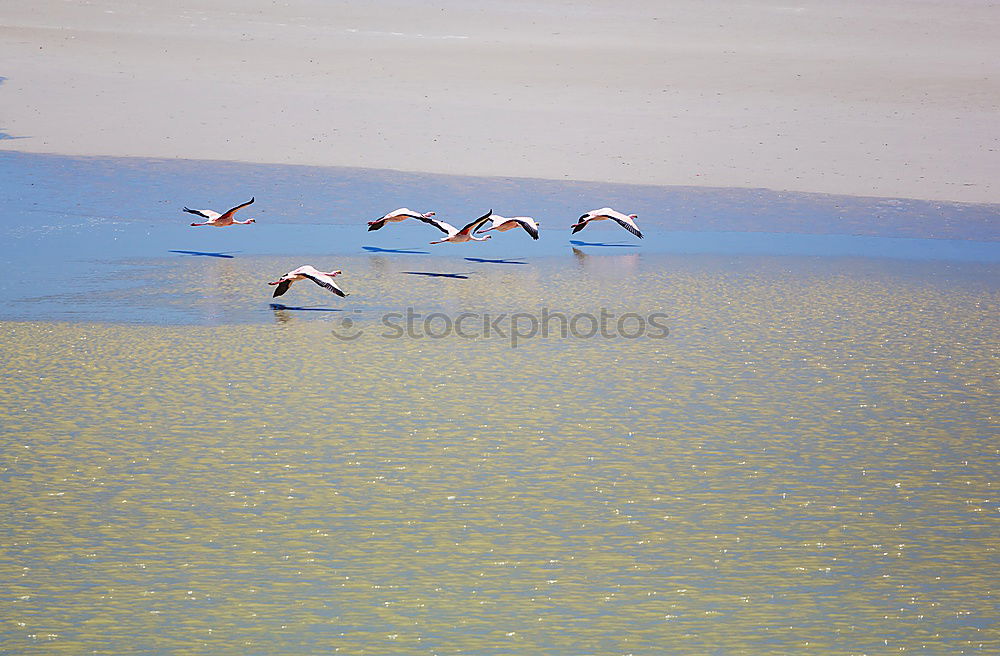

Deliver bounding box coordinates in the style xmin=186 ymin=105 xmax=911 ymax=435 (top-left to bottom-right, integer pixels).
xmin=1 ymin=0 xmax=997 ymax=203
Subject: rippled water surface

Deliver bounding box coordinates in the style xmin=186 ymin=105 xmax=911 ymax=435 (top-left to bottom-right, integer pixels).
xmin=3 ymin=255 xmax=998 ymax=654
xmin=1 ymin=153 xmax=997 ymax=654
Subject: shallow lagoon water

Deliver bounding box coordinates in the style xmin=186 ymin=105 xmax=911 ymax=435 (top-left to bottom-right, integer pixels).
xmin=1 ymin=154 xmax=997 ymax=654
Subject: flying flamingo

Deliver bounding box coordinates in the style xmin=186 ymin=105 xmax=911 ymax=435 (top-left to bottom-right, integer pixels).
xmin=477 ymin=212 xmax=540 ymax=240
xmin=414 ymin=210 xmax=494 ymax=245
xmin=268 ymin=265 xmax=348 ymax=298
xmin=571 ymin=207 xmax=642 ymax=238
xmin=184 ymin=197 xmax=256 ymax=226
xmin=367 ymin=208 xmax=436 ymax=231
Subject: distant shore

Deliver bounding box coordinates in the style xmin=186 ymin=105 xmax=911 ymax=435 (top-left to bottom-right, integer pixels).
xmin=1 ymin=0 xmax=998 ymax=204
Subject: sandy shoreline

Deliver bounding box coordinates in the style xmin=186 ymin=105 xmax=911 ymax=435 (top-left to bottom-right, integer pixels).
xmin=1 ymin=0 xmax=998 ymax=204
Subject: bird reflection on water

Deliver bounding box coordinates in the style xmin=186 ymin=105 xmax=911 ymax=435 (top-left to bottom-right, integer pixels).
xmin=571 ymin=247 xmax=640 ymax=274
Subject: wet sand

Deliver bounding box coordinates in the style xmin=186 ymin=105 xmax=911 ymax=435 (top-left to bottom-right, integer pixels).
xmin=1 ymin=0 xmax=998 ymax=202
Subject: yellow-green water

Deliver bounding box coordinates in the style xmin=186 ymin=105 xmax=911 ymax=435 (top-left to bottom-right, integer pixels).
xmin=1 ymin=255 xmax=997 ymax=654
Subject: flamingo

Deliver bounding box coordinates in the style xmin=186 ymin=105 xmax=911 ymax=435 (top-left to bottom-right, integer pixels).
xmin=414 ymin=210 xmax=494 ymax=244
xmin=367 ymin=208 xmax=436 ymax=231
xmin=268 ymin=265 xmax=348 ymax=298
xmin=185 ymin=197 xmax=256 ymax=226
xmin=477 ymin=212 xmax=540 ymax=240
xmin=571 ymin=207 xmax=642 ymax=238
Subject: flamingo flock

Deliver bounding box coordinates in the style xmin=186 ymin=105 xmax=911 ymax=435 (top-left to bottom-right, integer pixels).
xmin=183 ymin=198 xmax=643 ymax=299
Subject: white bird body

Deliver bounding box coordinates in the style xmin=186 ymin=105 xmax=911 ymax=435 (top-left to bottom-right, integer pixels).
xmin=415 ymin=210 xmax=494 ymax=244
xmin=268 ymin=265 xmax=347 ymax=298
xmin=479 ymin=213 xmax=540 ymax=240
xmin=368 ymin=207 xmax=435 ymax=231
xmin=185 ymin=197 xmax=256 ymax=226
xmin=571 ymin=207 xmax=642 ymax=238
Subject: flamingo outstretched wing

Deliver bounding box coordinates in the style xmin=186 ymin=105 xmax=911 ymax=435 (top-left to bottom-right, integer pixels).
xmin=513 ymin=218 xmax=539 ymax=240
xmin=301 ymin=271 xmax=348 ymax=297
xmin=413 ymin=215 xmax=456 ymax=235
xmin=272 ymin=279 xmax=293 ymax=297
xmin=457 ymin=210 xmax=493 ymax=236
xmin=183 ymin=207 xmax=218 ymax=220
xmin=219 ymin=197 xmax=255 ymax=221
xmin=608 ymin=213 xmax=642 ymax=239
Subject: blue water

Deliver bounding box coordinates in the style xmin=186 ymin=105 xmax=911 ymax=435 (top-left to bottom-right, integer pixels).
xmin=0 ymin=151 xmax=997 ymax=324
xmin=2 ymin=150 xmax=997 ymax=239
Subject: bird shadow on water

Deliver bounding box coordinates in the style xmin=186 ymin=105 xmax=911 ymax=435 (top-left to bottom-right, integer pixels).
xmin=169 ymin=250 xmax=239 ymax=258
xmin=362 ymin=246 xmax=430 ymax=254
xmin=464 ymin=257 xmax=527 ymax=265
xmin=569 ymin=240 xmax=639 ymax=248
xmin=402 ymin=271 xmax=472 ymax=279
xmin=270 ymin=303 xmax=345 ymax=324
xmin=269 ymin=303 xmax=344 ymax=312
